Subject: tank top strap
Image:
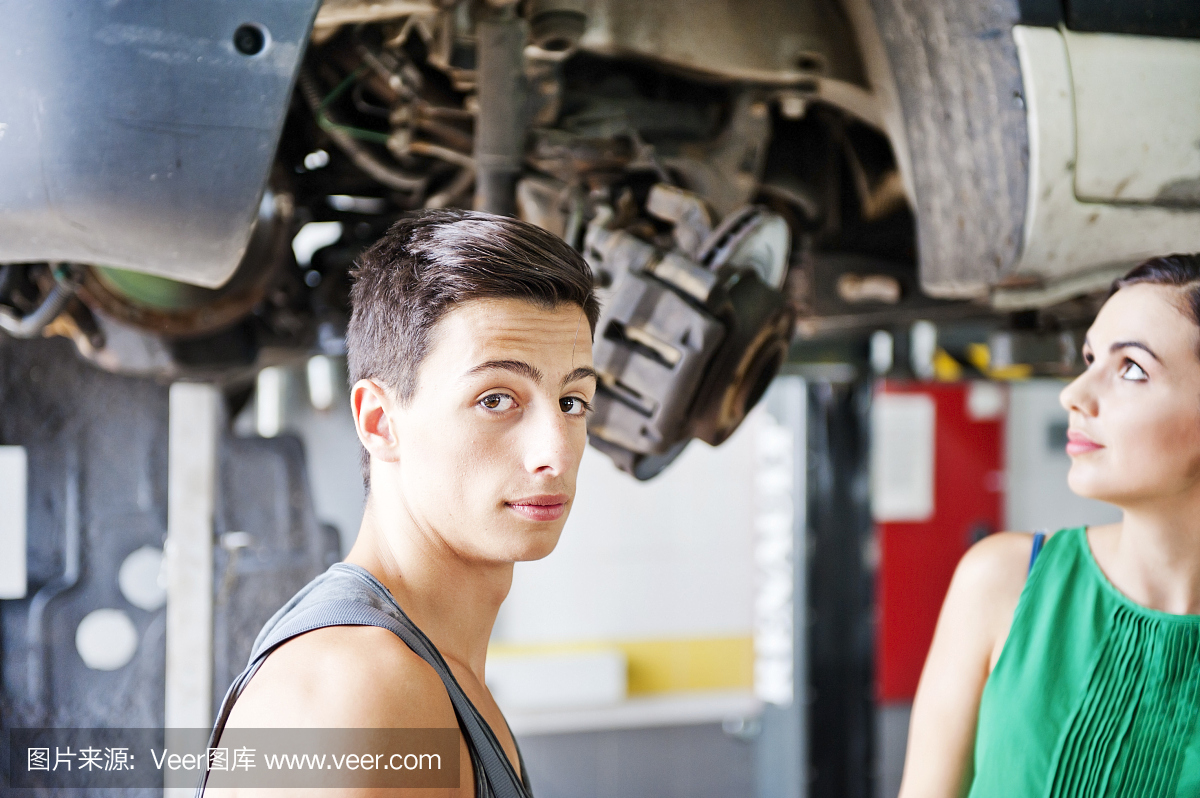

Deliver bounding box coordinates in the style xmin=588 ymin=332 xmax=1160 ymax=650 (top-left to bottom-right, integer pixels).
xmin=1028 ymin=529 xmax=1048 ymax=575
xmin=196 ymin=565 xmax=531 ymax=798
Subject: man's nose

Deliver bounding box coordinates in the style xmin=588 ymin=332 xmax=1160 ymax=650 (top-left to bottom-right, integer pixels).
xmin=522 ymin=402 xmax=576 ymax=476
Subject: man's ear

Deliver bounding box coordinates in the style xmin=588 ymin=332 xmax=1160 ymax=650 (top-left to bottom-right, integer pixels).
xmin=351 ymin=379 xmax=400 ymax=466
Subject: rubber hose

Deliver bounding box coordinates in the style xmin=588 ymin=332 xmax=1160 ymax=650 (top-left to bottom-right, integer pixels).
xmin=0 ymin=265 xmax=80 ymax=339
xmin=296 ymin=67 xmax=427 ymax=193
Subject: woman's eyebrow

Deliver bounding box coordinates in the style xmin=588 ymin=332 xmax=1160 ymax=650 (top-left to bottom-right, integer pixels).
xmin=1110 ymin=340 xmax=1161 ymax=362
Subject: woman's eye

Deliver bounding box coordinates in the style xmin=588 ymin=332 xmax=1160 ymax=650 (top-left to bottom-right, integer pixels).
xmin=560 ymin=396 xmax=591 ymax=416
xmin=479 ymin=393 xmax=517 ymax=412
xmin=1083 ymin=351 xmax=1094 ymax=366
xmin=1120 ymin=360 xmax=1148 ymax=382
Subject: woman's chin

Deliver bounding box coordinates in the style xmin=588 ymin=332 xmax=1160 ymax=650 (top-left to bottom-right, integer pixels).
xmin=1066 ymin=467 xmax=1121 ymax=505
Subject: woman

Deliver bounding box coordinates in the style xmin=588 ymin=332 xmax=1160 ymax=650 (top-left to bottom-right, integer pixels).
xmin=900 ymin=254 xmax=1200 ymax=798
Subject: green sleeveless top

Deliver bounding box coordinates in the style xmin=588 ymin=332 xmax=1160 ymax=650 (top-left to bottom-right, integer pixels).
xmin=969 ymin=527 xmax=1200 ymax=798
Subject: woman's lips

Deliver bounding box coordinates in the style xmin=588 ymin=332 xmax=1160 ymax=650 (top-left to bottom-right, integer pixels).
xmin=506 ymin=494 xmax=569 ymax=522
xmin=1066 ymin=429 xmax=1104 ymax=456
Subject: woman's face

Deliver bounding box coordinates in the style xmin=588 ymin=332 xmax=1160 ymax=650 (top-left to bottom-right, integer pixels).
xmin=1060 ymin=283 xmax=1200 ymax=508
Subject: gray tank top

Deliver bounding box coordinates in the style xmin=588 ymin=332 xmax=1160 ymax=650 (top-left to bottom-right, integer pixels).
xmin=196 ymin=562 xmax=532 ymax=798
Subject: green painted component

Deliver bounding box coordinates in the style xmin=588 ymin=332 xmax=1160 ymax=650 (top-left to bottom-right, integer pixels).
xmin=93 ymin=266 xmax=216 ymax=311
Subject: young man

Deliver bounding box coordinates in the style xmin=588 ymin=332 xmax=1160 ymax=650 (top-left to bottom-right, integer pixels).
xmin=203 ymin=209 xmax=600 ymax=797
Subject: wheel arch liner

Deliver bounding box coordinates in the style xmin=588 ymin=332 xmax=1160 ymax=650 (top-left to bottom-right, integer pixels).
xmin=0 ymin=0 xmax=320 ymax=288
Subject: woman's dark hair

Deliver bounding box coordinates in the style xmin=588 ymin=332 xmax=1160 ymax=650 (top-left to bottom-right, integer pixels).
xmin=1113 ymin=254 xmax=1200 ymax=331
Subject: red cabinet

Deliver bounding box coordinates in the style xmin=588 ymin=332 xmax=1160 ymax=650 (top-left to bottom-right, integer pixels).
xmin=874 ymin=381 xmax=1006 ymax=703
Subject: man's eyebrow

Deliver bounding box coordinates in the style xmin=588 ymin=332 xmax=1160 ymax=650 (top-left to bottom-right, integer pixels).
xmin=464 ymin=359 xmax=543 ymax=383
xmin=561 ymin=366 xmax=599 ymax=389
xmin=1110 ymin=340 xmax=1161 ymax=363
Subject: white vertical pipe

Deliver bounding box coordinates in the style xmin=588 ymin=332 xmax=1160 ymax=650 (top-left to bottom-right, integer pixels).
xmin=165 ymin=383 xmax=219 ymax=730
xmin=754 ymin=376 xmax=807 ymax=798
xmin=306 ymin=355 xmax=336 ymax=412
xmin=0 ymin=446 xmax=27 ymax=599
xmin=256 ymin=367 xmax=284 ymax=437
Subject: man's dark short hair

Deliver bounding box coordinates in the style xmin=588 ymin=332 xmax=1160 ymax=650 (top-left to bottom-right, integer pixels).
xmin=346 ymin=209 xmax=600 ymax=486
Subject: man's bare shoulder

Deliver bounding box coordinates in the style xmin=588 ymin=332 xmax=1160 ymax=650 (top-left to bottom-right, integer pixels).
xmin=226 ymin=624 xmax=457 ymax=729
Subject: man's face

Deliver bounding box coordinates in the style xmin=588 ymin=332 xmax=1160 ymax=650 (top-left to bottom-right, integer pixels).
xmin=375 ymin=298 xmax=596 ymax=563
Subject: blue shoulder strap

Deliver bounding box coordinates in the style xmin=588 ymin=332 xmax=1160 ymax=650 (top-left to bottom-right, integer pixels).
xmin=1028 ymin=530 xmax=1047 ymax=575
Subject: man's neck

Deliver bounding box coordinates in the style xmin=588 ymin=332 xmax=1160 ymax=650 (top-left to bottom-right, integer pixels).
xmin=344 ymin=492 xmax=514 ymax=680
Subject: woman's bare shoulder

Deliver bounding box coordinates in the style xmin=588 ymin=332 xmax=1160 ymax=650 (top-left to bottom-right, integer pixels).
xmin=955 ymin=531 xmax=1037 ymax=589
xmin=945 ymin=532 xmax=1040 ymax=659
xmin=898 ymin=532 xmax=1040 ymax=797
xmin=940 ymin=532 xmax=1038 ymax=634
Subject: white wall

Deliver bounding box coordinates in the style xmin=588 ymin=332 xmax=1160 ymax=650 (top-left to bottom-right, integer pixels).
xmin=1005 ymin=380 xmax=1121 ymax=534
xmin=494 ymin=412 xmax=760 ymax=645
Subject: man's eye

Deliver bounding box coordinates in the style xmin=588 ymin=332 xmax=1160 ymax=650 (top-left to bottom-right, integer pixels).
xmin=1120 ymin=360 xmax=1148 ymax=382
xmin=479 ymin=393 xmax=517 ymax=412
xmin=560 ymin=396 xmax=591 ymax=416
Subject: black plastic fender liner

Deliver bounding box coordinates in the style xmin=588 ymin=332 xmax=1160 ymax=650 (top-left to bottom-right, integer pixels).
xmin=0 ymin=0 xmax=321 ymax=289
xmin=866 ymin=0 xmax=1029 ymax=299
xmin=1067 ymin=0 xmax=1200 ymax=39
xmin=0 ymin=336 xmax=337 ymax=730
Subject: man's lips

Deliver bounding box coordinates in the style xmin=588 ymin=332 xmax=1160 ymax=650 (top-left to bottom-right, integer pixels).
xmin=505 ymin=494 xmax=570 ymax=522
xmin=1066 ymin=429 xmax=1104 ymax=456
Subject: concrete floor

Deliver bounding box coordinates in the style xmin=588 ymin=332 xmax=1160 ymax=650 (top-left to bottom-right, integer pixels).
xmin=876 ymin=703 xmax=911 ymax=798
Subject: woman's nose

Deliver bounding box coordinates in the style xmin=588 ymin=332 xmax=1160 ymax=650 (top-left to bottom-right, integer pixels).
xmin=1059 ymin=370 xmax=1098 ymax=417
